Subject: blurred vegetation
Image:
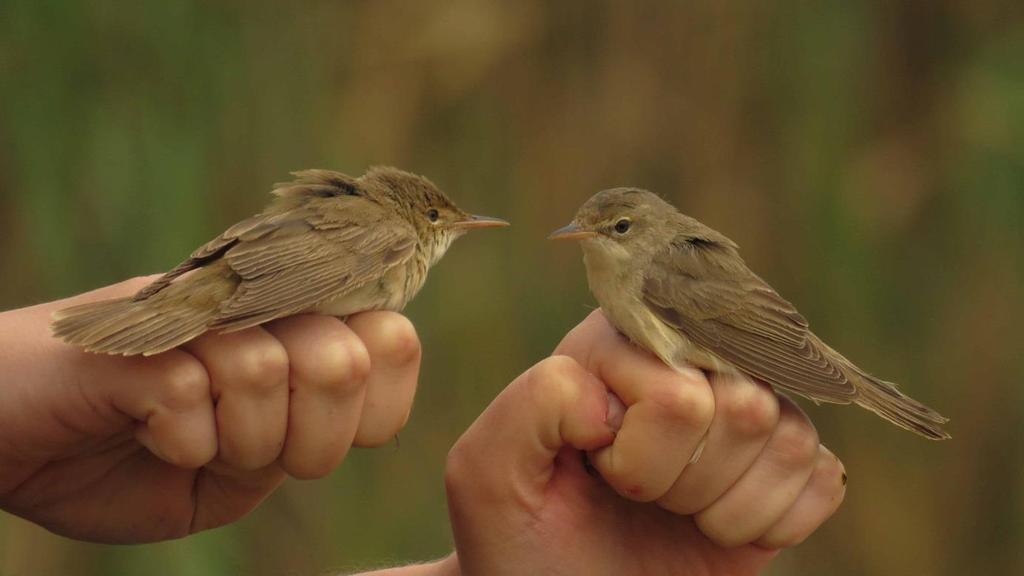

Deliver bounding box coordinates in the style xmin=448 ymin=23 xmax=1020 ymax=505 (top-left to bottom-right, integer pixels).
xmin=1 ymin=1 xmax=1022 ymax=575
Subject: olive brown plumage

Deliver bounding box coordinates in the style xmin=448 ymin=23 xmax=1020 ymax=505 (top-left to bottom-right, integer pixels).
xmin=551 ymin=188 xmax=949 ymax=440
xmin=53 ymin=167 xmax=508 ymax=356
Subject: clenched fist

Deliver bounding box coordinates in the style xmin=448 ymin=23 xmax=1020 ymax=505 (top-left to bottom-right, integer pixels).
xmin=0 ymin=276 xmax=422 ymax=543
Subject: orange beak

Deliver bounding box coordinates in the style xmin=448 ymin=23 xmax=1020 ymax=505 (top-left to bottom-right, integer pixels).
xmin=453 ymin=215 xmax=510 ymax=230
xmin=548 ymin=222 xmax=597 ymax=240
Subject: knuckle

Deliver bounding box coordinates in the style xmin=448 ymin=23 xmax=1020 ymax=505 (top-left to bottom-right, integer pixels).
xmin=695 ymin=513 xmax=749 ymax=549
xmin=158 ymin=355 xmax=210 ymax=410
xmin=228 ymin=339 xmax=290 ymax=393
xmin=371 ymin=314 xmax=421 ymax=366
xmin=163 ymin=441 xmax=216 ymax=470
xmin=531 ymin=355 xmax=581 ymax=381
xmin=290 ymin=327 xmax=374 ymax=393
xmin=601 ymin=461 xmax=659 ymax=503
xmin=649 ymin=383 xmax=714 ymax=430
xmin=759 ymin=524 xmax=810 ymax=550
xmin=719 ymin=384 xmax=780 ymax=437
xmin=525 ymin=356 xmax=585 ymax=406
xmin=767 ymin=417 xmax=820 ymax=468
xmin=296 ymin=335 xmax=372 ymax=394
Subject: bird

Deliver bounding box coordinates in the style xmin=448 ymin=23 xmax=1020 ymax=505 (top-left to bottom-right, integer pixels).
xmin=52 ymin=166 xmax=509 ymax=356
xmin=550 ymin=187 xmax=950 ymax=440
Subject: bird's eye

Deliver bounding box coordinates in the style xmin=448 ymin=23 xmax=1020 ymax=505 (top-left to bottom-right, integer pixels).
xmin=427 ymin=209 xmax=440 ymax=222
xmin=614 ymin=218 xmax=631 ymax=234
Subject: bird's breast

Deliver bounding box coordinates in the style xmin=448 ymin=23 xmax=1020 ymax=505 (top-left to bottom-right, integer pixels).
xmin=621 ymin=303 xmax=736 ymax=374
xmin=313 ymin=255 xmax=427 ymax=316
xmin=313 ymin=282 xmax=394 ymax=316
xmin=582 ymin=242 xmax=736 ymax=375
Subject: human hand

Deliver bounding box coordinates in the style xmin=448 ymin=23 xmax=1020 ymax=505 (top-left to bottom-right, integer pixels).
xmin=0 ymin=277 xmax=421 ymax=543
xmin=444 ymin=310 xmax=846 ymax=576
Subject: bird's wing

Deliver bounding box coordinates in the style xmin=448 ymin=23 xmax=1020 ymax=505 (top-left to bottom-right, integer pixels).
xmin=642 ymin=237 xmax=856 ymax=403
xmin=208 ymin=200 xmax=418 ymax=330
xmin=132 ymin=210 xmax=287 ymax=300
xmin=135 ymin=196 xmax=417 ymax=331
xmin=133 ymin=169 xmax=366 ymax=301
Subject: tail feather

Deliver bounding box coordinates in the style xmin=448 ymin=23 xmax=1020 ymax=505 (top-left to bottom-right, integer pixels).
xmin=128 ymin=314 xmax=211 ymax=356
xmin=91 ymin=311 xmax=175 ymax=350
xmin=851 ymin=369 xmax=951 ymax=440
xmin=805 ymin=333 xmax=950 ymax=440
xmin=90 ymin=312 xmax=185 ymax=354
xmin=79 ymin=307 xmax=162 ymax=346
xmin=52 ymin=297 xmax=215 ymax=356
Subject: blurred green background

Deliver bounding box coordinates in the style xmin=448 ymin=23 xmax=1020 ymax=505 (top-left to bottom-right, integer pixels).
xmin=1 ymin=1 xmax=1022 ymax=574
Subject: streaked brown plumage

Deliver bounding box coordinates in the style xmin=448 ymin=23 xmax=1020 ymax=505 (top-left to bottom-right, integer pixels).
xmin=52 ymin=166 xmax=508 ymax=356
xmin=551 ymin=188 xmax=950 ymax=440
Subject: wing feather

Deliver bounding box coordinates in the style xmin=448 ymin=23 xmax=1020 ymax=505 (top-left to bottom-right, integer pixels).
xmin=131 ymin=211 xmax=300 ymax=301
xmin=134 ymin=190 xmax=418 ymax=332
xmin=208 ymin=200 xmax=417 ymax=331
xmin=643 ymin=239 xmax=856 ymax=403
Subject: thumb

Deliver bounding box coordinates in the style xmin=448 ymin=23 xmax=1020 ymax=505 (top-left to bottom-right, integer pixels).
xmin=10 ymin=274 xmax=218 ymax=469
xmin=445 ymin=356 xmax=623 ymax=509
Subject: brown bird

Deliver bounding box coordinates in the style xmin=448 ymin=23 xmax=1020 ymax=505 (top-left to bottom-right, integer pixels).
xmin=551 ymin=188 xmax=949 ymax=440
xmin=53 ymin=166 xmax=508 ymax=356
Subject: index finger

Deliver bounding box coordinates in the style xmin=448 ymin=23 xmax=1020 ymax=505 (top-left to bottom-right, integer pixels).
xmin=555 ymin=309 xmax=715 ymax=502
xmin=554 ymin=310 xmax=711 ymax=408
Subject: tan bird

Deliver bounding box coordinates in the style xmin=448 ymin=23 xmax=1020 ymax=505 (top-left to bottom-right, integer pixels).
xmin=551 ymin=188 xmax=949 ymax=440
xmin=53 ymin=166 xmax=508 ymax=356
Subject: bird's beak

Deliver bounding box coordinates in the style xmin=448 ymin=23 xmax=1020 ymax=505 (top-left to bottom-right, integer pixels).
xmin=452 ymin=214 xmax=511 ymax=230
xmin=548 ymin=222 xmax=597 ymax=240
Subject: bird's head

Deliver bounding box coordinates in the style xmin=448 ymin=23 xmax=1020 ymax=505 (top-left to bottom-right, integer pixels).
xmin=362 ymin=166 xmax=509 ymax=263
xmin=549 ymin=187 xmax=674 ymax=262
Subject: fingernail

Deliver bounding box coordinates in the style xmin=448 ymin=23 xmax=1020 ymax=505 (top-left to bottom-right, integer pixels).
xmin=605 ymin=391 xmax=626 ymax=432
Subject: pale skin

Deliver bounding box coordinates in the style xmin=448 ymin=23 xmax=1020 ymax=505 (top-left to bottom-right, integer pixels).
xmin=0 ymin=276 xmax=422 ymax=543
xmin=0 ymin=283 xmax=844 ymax=574
xmin=436 ymin=310 xmax=847 ymax=576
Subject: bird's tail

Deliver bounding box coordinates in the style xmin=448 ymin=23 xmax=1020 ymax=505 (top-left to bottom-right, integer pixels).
xmin=52 ymin=294 xmax=215 ymax=356
xmin=849 ymin=368 xmax=950 ymax=440
xmin=806 ymin=334 xmax=951 ymax=440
